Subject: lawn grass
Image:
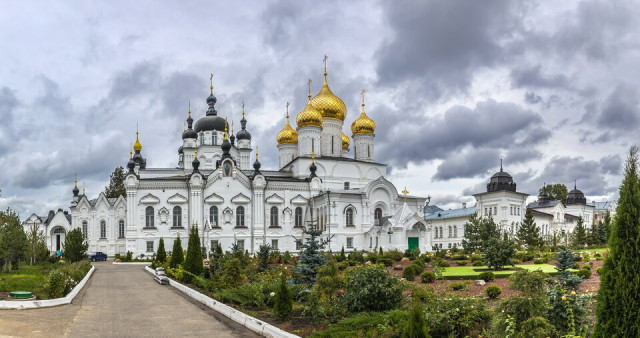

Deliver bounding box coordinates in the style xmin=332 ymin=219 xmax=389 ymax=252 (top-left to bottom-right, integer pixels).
xmin=439 ymin=264 xmax=559 ymax=280
xmin=0 ymin=263 xmax=56 ymax=299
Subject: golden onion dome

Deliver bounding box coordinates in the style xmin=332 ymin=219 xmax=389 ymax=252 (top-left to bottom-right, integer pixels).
xmin=351 ymin=89 xmax=376 ymax=135
xmin=341 ymin=132 xmax=350 ymax=150
xmin=133 ymin=131 xmax=142 ymax=151
xmin=310 ymin=71 xmax=347 ymax=121
xmin=296 ymin=89 xmax=323 ymax=129
xmin=276 ymin=110 xmax=298 ymax=145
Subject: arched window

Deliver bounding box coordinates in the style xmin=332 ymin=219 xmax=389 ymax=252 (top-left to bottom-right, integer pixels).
xmin=453 ymin=225 xmax=457 ymax=238
xmin=448 ymin=226 xmax=452 ymax=238
xmin=118 ymin=220 xmax=125 ymax=238
xmin=440 ymin=227 xmax=443 ymax=238
xmin=82 ymin=221 xmax=88 ymax=239
xmin=294 ymin=207 xmax=303 ymax=227
xmin=210 ymin=206 xmax=219 ymax=227
xmin=270 ymin=206 xmax=279 ymax=227
xmin=212 ymin=133 xmax=217 ymax=145
xmin=374 ymin=208 xmax=382 ymax=225
xmin=345 ymin=208 xmax=354 ymax=226
xmin=173 ymin=206 xmax=182 ymax=227
xmin=100 ymin=220 xmax=106 ymax=239
xmin=236 ymin=206 xmax=245 ymax=227
xmin=145 ymin=206 xmax=154 ymax=227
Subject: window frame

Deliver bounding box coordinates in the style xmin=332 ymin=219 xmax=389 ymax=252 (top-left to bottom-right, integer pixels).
xmin=100 ymin=220 xmax=106 ymax=239
xmin=210 ymin=206 xmax=219 ymax=227
xmin=236 ymin=206 xmax=245 ymax=227
xmin=145 ymin=206 xmax=155 ymax=228
xmin=118 ymin=220 xmax=125 ymax=238
xmin=345 ymin=208 xmax=354 ymax=227
xmin=172 ymin=206 xmax=182 ymax=227
xmin=294 ymin=207 xmax=303 ymax=227
xmin=269 ymin=206 xmax=279 ymax=227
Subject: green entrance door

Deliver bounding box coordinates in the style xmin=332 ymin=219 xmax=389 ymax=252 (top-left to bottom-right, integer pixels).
xmin=408 ymin=237 xmax=419 ymax=250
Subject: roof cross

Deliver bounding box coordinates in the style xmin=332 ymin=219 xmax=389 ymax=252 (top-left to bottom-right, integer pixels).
xmin=401 ymin=187 xmax=409 ymax=203
xmin=209 ymin=73 xmax=214 ymax=94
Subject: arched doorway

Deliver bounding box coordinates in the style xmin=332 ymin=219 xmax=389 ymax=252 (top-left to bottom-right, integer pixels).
xmin=51 ymin=226 xmax=67 ymax=252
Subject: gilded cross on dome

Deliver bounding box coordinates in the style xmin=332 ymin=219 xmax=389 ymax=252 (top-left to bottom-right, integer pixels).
xmin=401 ymin=187 xmax=409 ymax=203
xmin=286 ymin=102 xmax=290 ymax=118
xmin=323 ymin=55 xmax=328 ymax=73
xmin=361 ymin=88 xmax=366 ymax=105
xmin=307 ymin=78 xmax=312 ymax=96
xmin=209 ymin=73 xmax=214 ymax=94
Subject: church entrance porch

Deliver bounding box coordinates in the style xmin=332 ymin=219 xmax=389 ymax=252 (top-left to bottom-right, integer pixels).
xmin=51 ymin=227 xmax=66 ymax=252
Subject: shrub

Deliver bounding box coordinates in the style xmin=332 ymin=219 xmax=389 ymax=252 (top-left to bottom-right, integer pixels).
xmin=434 ymin=260 xmax=450 ymax=268
xmin=44 ymin=270 xmax=67 ymax=298
xmin=156 ymin=237 xmax=167 ymax=263
xmin=125 ymin=251 xmax=133 ymax=262
xmin=419 ymin=252 xmax=434 ymax=262
xmin=581 ymin=264 xmax=592 ymax=270
xmin=478 ymin=271 xmax=495 ymax=282
xmin=424 ymin=296 xmax=491 ymax=337
xmin=403 ymin=302 xmax=429 ymax=338
xmin=515 ymin=251 xmax=535 ymax=262
xmin=222 ymin=258 xmax=245 ymax=287
xmin=43 ymin=261 xmax=92 ymax=298
xmin=485 ymin=285 xmax=502 ymax=298
xmin=384 ymin=249 xmax=404 ymax=262
xmin=412 ymin=258 xmax=425 ymax=271
xmin=170 ymin=237 xmax=183 ymax=268
xmin=273 ymin=277 xmax=293 ymax=321
xmin=470 ymin=254 xmax=483 ymax=262
xmin=533 ymin=258 xmax=544 ymax=264
xmin=434 ymin=249 xmax=447 ymax=259
xmin=596 ymin=266 xmax=603 ymax=274
xmin=421 ymin=271 xmax=436 ymax=283
xmin=573 ymin=262 xmax=580 ymax=269
xmin=576 ymin=268 xmax=591 ymax=279
xmin=404 ymin=248 xmax=420 ymax=260
xmin=449 ymin=281 xmax=470 ymax=291
xmin=378 ymin=257 xmax=393 ymax=267
xmin=519 ymin=317 xmax=557 ymax=338
xmin=411 ymin=288 xmax=432 ymax=302
xmin=455 ymin=260 xmax=468 ymax=266
xmin=472 ymin=260 xmax=484 ymax=266
xmin=451 ymin=254 xmax=469 ymax=261
xmin=338 ymin=261 xmax=349 ymax=270
xmin=403 ymin=266 xmax=416 ymax=281
xmin=341 ymin=265 xmax=404 ymax=312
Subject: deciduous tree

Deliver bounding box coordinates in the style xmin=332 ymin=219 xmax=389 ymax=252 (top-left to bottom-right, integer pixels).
xmin=62 ymin=228 xmax=88 ymax=263
xmin=104 ymin=166 xmax=126 ymax=198
xmin=538 ymin=183 xmax=568 ymax=201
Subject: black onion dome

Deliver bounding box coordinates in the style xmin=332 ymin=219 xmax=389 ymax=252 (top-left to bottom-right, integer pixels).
xmin=194 ymin=93 xmax=226 ymax=132
xmin=73 ymin=185 xmax=79 ymax=196
xmin=192 ymin=156 xmax=200 ymax=172
xmin=221 ymin=138 xmax=231 ymax=154
xmin=486 ymin=166 xmax=516 ymax=192
xmin=538 ymin=185 xmax=550 ymax=203
xmin=127 ymin=157 xmax=135 ymax=172
xmin=182 ymin=129 xmax=198 ymax=139
xmin=230 ymin=133 xmax=235 ymax=145
xmin=565 ymin=185 xmax=586 ymax=205
xmin=236 ymin=115 xmax=252 ymax=141
xmin=253 ymin=158 xmax=261 ymax=172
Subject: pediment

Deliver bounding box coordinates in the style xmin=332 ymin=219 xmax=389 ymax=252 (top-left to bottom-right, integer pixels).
xmin=140 ymin=193 xmax=160 ymax=205
xmin=231 ymin=193 xmax=251 ymax=204
xmin=290 ymin=194 xmax=308 ymax=205
xmin=265 ymin=193 xmax=285 ymax=204
xmin=168 ymin=193 xmax=188 ymax=204
xmin=204 ymin=193 xmax=224 ymax=204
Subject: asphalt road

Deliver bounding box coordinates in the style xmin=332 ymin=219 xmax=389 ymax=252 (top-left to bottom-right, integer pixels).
xmin=0 ymin=262 xmax=257 ymax=338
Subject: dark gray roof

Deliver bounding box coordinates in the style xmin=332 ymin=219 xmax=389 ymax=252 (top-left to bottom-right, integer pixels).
xmin=423 ymin=205 xmax=443 ymax=214
xmin=527 ymin=200 xmax=563 ymax=209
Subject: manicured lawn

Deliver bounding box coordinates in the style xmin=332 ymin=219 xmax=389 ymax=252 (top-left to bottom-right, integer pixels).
xmin=439 ymin=264 xmax=559 ymax=280
xmin=0 ymin=263 xmax=56 ymax=299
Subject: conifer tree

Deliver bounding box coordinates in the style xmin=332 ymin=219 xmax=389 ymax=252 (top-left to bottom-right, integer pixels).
xmin=594 ymin=147 xmax=640 ymax=337
xmin=257 ymin=244 xmax=271 ymax=272
xmin=184 ymin=225 xmax=203 ymax=276
xmin=554 ymin=249 xmax=582 ymax=290
xmin=273 ymin=276 xmax=293 ymax=320
xmin=104 ymin=166 xmax=126 ymax=198
xmin=602 ymin=213 xmax=612 ymax=243
xmin=63 ymin=228 xmax=88 ymax=263
xmin=170 ymin=236 xmax=184 ymax=268
xmin=156 ymin=237 xmax=166 ymax=263
xmin=516 ymin=208 xmax=543 ymax=248
xmin=571 ymin=217 xmax=588 ymax=248
xmin=403 ymin=301 xmax=430 ymax=338
xmin=294 ymin=219 xmax=327 ymax=284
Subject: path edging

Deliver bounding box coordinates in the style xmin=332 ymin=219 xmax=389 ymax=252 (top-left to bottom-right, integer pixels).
xmin=0 ymin=265 xmax=95 ymax=310
xmin=144 ymin=266 xmax=299 ymax=338
xmin=112 ymin=262 xmax=152 ymax=265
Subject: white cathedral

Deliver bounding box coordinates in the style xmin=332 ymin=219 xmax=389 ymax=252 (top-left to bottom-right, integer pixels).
xmin=24 ymin=65 xmax=432 ymax=256
xmin=22 ymin=63 xmax=609 ymax=257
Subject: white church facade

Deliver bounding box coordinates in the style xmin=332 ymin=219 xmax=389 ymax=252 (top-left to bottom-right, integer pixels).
xmin=26 ymin=65 xmax=433 ymax=256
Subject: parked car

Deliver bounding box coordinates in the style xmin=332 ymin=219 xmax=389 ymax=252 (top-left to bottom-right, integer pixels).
xmin=89 ymin=252 xmax=108 ymax=261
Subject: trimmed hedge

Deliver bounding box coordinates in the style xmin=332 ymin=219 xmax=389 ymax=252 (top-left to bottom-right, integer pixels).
xmin=403 ymin=266 xmax=416 ymax=281
xmin=420 ymin=271 xmax=436 ymax=283
xmin=478 ymin=271 xmax=495 ymax=282
xmin=576 ymin=268 xmax=591 ymax=279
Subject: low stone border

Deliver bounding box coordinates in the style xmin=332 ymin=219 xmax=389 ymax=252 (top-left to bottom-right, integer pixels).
xmin=144 ymin=266 xmax=299 ymax=338
xmin=112 ymin=262 xmax=152 ymax=265
xmin=0 ymin=266 xmax=95 ymax=310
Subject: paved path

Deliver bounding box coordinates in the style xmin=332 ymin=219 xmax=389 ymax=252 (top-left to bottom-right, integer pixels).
xmin=0 ymin=262 xmax=257 ymax=338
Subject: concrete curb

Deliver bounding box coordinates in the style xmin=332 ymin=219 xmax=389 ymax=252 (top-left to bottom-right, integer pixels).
xmin=0 ymin=266 xmax=95 ymax=310
xmin=144 ymin=266 xmax=299 ymax=338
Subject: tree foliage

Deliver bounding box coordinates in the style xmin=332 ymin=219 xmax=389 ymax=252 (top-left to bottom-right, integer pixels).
xmin=294 ymin=219 xmax=327 ymax=284
xmin=183 ymin=225 xmax=203 ymax=276
xmin=403 ymin=301 xmax=430 ymax=338
xmin=571 ymin=217 xmax=588 ymax=248
xmin=516 ymin=208 xmax=543 ymax=248
xmin=104 ymin=166 xmax=126 ymax=198
xmin=341 ymin=264 xmax=403 ymax=312
xmin=170 ymin=236 xmax=184 ymax=268
xmin=594 ymin=146 xmax=640 ymax=337
xmin=273 ymin=276 xmax=293 ymax=321
xmin=0 ymin=208 xmax=27 ymax=271
xmin=492 ymin=269 xmax=548 ymax=335
xmin=257 ymin=244 xmax=271 ymax=272
xmin=538 ymin=183 xmax=568 ymax=201
xmin=156 ymin=237 xmax=167 ymax=263
xmin=484 ymin=235 xmax=516 ymax=271
xmin=26 ymin=223 xmax=48 ymax=265
xmin=62 ymin=228 xmax=88 ymax=263
xmin=462 ymin=213 xmax=500 ymax=252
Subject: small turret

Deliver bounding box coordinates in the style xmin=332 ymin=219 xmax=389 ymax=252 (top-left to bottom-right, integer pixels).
xmin=192 ymin=149 xmax=200 ymax=173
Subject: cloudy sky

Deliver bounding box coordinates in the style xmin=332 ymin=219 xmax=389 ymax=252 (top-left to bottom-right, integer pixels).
xmin=1 ymin=0 xmax=638 ymax=217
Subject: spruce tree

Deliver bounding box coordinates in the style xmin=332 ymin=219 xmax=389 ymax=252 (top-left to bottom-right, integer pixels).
xmin=183 ymin=225 xmax=203 ymax=276
xmin=62 ymin=228 xmax=88 ymax=263
xmin=156 ymin=237 xmax=167 ymax=263
xmin=462 ymin=212 xmax=483 ymax=252
xmin=170 ymin=236 xmax=184 ymax=268
xmin=273 ymin=276 xmax=293 ymax=320
xmin=602 ymin=213 xmax=612 ymax=243
xmin=555 ymin=249 xmax=582 ymax=290
xmin=403 ymin=301 xmax=430 ymax=338
xmin=516 ymin=208 xmax=543 ymax=249
xmin=571 ymin=217 xmax=587 ymax=248
xmin=594 ymin=147 xmax=640 ymax=337
xmin=257 ymin=244 xmax=271 ymax=272
xmin=294 ymin=219 xmax=327 ymax=284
